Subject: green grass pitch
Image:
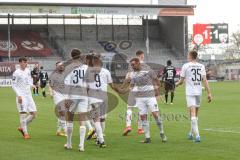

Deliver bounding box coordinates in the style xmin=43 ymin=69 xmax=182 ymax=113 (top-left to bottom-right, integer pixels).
xmin=0 ymin=81 xmax=239 ymax=160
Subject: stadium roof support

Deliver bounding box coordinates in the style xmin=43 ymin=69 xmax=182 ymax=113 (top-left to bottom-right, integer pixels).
xmin=0 ymin=2 xmax=195 ymax=16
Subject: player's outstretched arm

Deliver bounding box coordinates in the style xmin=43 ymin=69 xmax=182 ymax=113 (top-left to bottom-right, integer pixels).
xmin=116 ymin=81 xmax=131 ymax=94
xmin=202 ymin=76 xmax=212 ymax=103
xmin=175 ymin=77 xmax=184 ymax=87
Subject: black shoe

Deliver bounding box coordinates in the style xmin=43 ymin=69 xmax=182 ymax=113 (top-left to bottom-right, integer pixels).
xmin=141 ymin=138 xmax=151 ymax=143
xmin=99 ymin=142 xmax=106 ymax=148
xmin=160 ymin=133 xmax=167 ymax=142
xmin=95 ymin=139 xmax=100 ymax=145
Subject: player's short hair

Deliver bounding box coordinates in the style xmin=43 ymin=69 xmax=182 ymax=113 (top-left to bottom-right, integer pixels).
xmin=85 ymin=54 xmax=93 ymax=66
xmin=71 ymin=48 xmax=81 ymax=59
xmin=135 ymin=50 xmax=144 ymax=56
xmin=40 ymin=66 xmax=43 ymax=70
xmin=130 ymin=57 xmax=140 ymax=63
xmin=167 ymin=60 xmax=172 ymax=66
xmin=18 ymin=57 xmax=27 ymax=62
xmin=56 ymin=61 xmax=61 ymax=65
xmin=189 ymin=50 xmax=198 ymax=60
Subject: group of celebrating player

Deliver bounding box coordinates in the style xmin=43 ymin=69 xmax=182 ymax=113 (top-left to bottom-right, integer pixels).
xmin=11 ymin=48 xmax=212 ymax=152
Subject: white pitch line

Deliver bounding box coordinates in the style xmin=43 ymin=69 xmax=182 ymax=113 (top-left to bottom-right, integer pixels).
xmin=204 ymin=128 xmax=240 ymax=134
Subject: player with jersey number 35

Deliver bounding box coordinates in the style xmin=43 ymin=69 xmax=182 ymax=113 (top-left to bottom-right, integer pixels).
xmin=176 ymin=50 xmax=213 ymax=143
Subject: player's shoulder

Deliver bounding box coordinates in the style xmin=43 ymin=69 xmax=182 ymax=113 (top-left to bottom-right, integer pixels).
xmin=101 ymin=67 xmax=110 ymax=73
xmin=196 ymin=62 xmax=205 ymax=67
xmin=81 ymin=64 xmax=88 ymax=69
xmin=167 ymin=65 xmax=175 ymax=69
xmin=182 ymin=62 xmax=190 ymax=68
xmin=13 ymin=68 xmax=20 ymax=74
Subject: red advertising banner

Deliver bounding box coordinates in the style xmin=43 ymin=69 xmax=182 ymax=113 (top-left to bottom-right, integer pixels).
xmin=0 ymin=31 xmax=52 ymax=57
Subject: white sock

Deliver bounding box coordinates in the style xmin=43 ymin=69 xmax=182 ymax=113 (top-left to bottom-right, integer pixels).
xmin=191 ymin=117 xmax=200 ymax=137
xmin=57 ymin=117 xmax=66 ymax=133
xmin=155 ymin=115 xmax=164 ymax=134
xmin=60 ymin=115 xmax=67 ymax=133
xmin=95 ymin=122 xmax=104 ymax=143
xmin=126 ymin=109 xmax=132 ymax=127
xmin=25 ymin=115 xmax=34 ymax=125
xmin=66 ymin=122 xmax=73 ymax=146
xmin=85 ymin=120 xmax=93 ymax=130
xmin=141 ymin=120 xmax=150 ymax=139
xmin=137 ymin=114 xmax=142 ymax=130
xmin=20 ymin=114 xmax=27 ymax=134
xmin=79 ymin=126 xmax=86 ymax=148
xmin=57 ymin=119 xmax=62 ymax=132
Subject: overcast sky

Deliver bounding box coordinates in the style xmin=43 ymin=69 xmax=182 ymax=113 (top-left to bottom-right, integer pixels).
xmin=0 ymin=0 xmax=239 ymax=33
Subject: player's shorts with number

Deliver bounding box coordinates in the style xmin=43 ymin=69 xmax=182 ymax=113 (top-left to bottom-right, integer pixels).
xmin=186 ymin=95 xmax=201 ymax=107
xmin=136 ymin=97 xmax=159 ymax=115
xmin=16 ymin=95 xmax=37 ymax=113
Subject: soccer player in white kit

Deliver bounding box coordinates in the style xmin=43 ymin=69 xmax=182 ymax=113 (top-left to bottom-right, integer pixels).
xmin=64 ymin=49 xmax=89 ymax=152
xmin=176 ymin=50 xmax=212 ymax=142
xmin=12 ymin=57 xmax=37 ymax=140
xmin=86 ymin=54 xmax=116 ymax=147
xmin=123 ymin=50 xmax=145 ymax=136
xmin=49 ymin=61 xmax=67 ymax=137
xmin=118 ymin=58 xmax=167 ymax=143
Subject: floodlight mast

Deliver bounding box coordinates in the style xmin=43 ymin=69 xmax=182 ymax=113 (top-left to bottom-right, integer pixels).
xmin=7 ymin=13 xmax=11 ymax=61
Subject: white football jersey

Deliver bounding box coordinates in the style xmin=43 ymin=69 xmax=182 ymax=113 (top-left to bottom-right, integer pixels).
xmin=86 ymin=67 xmax=112 ymax=104
xmin=131 ymin=70 xmax=156 ymax=92
xmin=12 ymin=68 xmax=33 ymax=96
xmin=64 ymin=64 xmax=88 ymax=99
xmin=87 ymin=67 xmax=113 ymax=92
xmin=180 ymin=62 xmax=206 ymax=96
